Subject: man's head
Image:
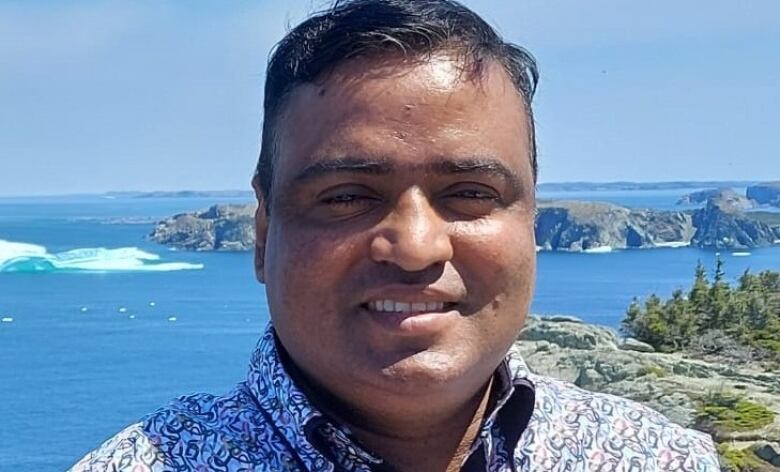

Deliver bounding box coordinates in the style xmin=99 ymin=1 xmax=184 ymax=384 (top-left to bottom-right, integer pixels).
xmin=253 ymin=0 xmax=538 ymax=415
xmin=254 ymin=0 xmax=538 ymax=205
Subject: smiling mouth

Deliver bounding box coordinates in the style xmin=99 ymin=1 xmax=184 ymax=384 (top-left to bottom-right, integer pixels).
xmin=362 ymin=300 xmax=457 ymax=314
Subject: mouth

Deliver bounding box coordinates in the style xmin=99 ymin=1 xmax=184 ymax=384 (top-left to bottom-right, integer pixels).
xmin=359 ymin=299 xmax=461 ymax=334
xmin=361 ymin=300 xmax=458 ymax=314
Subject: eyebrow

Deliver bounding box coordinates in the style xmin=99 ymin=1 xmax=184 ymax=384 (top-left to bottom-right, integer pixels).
xmin=293 ymin=156 xmax=526 ymax=194
xmin=428 ymin=158 xmax=525 ymax=193
xmin=293 ymin=157 xmax=393 ymax=182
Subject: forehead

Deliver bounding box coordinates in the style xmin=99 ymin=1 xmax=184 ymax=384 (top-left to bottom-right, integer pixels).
xmin=273 ymin=54 xmax=530 ymax=184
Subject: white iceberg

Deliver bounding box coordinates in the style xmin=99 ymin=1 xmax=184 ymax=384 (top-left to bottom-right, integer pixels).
xmin=0 ymin=239 xmax=203 ymax=273
xmin=584 ymin=246 xmax=613 ymax=254
xmin=654 ymin=241 xmax=690 ymax=248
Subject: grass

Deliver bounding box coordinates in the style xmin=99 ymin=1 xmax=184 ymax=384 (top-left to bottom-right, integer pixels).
xmin=717 ymin=444 xmax=774 ymax=472
xmin=697 ymin=393 xmax=774 ymax=433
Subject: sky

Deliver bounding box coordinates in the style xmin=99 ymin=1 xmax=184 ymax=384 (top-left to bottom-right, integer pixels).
xmin=1 ymin=1 xmax=778 ymax=196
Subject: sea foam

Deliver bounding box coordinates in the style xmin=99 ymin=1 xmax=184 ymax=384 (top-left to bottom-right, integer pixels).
xmin=0 ymin=239 xmax=203 ymax=273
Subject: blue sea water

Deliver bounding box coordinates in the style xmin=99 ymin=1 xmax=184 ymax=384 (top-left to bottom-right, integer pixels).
xmin=1 ymin=191 xmax=779 ymax=470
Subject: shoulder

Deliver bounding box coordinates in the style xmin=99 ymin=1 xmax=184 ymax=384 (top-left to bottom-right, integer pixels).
xmin=69 ymin=384 xmax=280 ymax=472
xmin=68 ymin=422 xmax=164 ymax=472
xmin=522 ymin=374 xmax=720 ymax=471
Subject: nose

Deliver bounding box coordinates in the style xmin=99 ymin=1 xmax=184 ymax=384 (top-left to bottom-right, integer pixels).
xmin=370 ymin=187 xmax=454 ymax=272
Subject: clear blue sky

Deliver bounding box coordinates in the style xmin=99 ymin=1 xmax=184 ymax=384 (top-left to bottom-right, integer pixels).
xmin=1 ymin=1 xmax=778 ymax=196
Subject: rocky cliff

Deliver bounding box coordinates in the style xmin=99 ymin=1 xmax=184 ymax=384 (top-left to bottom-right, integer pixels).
xmin=678 ymin=188 xmax=725 ymax=205
xmin=150 ymin=201 xmax=780 ymax=252
xmin=692 ymin=199 xmax=780 ymax=250
xmin=677 ymin=188 xmax=757 ymax=211
xmin=149 ymin=204 xmax=256 ymax=251
xmin=748 ymin=183 xmax=780 ymax=207
xmin=517 ymin=316 xmax=780 ymax=471
xmin=535 ymin=200 xmax=695 ymax=251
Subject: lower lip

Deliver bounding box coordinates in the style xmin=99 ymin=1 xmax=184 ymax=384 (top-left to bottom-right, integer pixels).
xmin=361 ymin=305 xmax=460 ymax=335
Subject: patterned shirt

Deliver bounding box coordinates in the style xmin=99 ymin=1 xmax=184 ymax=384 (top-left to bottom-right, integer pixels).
xmin=70 ymin=324 xmax=720 ymax=471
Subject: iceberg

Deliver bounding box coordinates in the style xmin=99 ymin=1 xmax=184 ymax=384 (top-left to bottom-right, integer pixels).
xmin=731 ymin=252 xmax=751 ymax=257
xmin=584 ymin=246 xmax=613 ymax=254
xmin=654 ymin=241 xmax=690 ymax=248
xmin=0 ymin=239 xmax=203 ymax=273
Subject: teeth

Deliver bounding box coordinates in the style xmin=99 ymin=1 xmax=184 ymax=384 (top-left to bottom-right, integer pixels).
xmin=368 ymin=300 xmax=446 ymax=313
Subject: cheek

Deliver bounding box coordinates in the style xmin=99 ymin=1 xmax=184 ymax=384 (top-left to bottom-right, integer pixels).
xmin=265 ymin=223 xmax=364 ymax=310
xmin=452 ymin=216 xmax=536 ymax=302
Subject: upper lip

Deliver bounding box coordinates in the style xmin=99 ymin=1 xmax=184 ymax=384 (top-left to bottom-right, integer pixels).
xmin=359 ymin=285 xmax=464 ymax=305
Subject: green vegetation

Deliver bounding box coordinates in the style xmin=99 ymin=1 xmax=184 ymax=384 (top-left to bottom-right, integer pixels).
xmin=622 ymin=259 xmax=780 ymax=360
xmin=717 ymin=444 xmax=773 ymax=472
xmin=697 ymin=393 xmax=774 ymax=433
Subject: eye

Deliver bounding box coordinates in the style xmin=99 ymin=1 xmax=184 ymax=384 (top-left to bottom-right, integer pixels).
xmin=450 ymin=188 xmax=499 ymax=200
xmin=442 ymin=183 xmax=501 ymax=202
xmin=440 ymin=184 xmax=503 ymax=218
xmin=321 ymin=193 xmax=367 ymax=205
xmin=315 ymin=185 xmax=382 ymax=220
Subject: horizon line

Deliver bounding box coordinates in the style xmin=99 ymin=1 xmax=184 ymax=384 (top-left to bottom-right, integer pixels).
xmin=0 ymin=179 xmax=771 ymax=199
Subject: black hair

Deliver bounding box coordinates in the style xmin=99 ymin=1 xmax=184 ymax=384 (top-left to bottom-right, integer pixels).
xmin=254 ymin=0 xmax=539 ymax=204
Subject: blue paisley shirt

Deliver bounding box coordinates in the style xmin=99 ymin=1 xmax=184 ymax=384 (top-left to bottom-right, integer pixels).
xmin=70 ymin=324 xmax=720 ymax=471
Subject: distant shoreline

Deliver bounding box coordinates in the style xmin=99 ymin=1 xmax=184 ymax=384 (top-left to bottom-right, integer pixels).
xmin=0 ymin=181 xmax=762 ymax=199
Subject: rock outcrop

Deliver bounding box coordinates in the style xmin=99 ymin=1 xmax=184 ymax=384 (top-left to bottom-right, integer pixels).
xmin=150 ymin=204 xmax=256 ymax=251
xmin=151 ymin=201 xmax=780 ymax=252
xmin=678 ymin=188 xmax=723 ymax=205
xmin=516 ymin=316 xmax=780 ymax=470
xmin=535 ymin=200 xmax=696 ymax=251
xmin=748 ymin=183 xmax=780 ymax=207
xmin=692 ymin=199 xmax=780 ymax=250
xmin=677 ymin=188 xmax=756 ymax=211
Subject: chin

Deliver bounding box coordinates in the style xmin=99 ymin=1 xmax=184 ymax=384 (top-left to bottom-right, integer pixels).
xmin=371 ymin=348 xmax=478 ymax=393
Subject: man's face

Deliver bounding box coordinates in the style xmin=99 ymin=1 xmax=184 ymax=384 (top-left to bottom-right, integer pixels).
xmin=257 ymin=55 xmax=536 ymax=405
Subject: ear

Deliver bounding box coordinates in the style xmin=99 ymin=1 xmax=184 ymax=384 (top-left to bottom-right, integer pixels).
xmin=252 ymin=176 xmax=269 ymax=284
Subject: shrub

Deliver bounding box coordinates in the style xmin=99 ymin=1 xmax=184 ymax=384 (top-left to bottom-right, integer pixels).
xmin=697 ymin=393 xmax=774 ymax=433
xmin=622 ymin=260 xmax=780 ymax=360
xmin=716 ymin=443 xmax=774 ymax=472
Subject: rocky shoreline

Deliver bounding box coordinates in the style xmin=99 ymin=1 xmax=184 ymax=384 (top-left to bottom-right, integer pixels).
xmin=516 ymin=316 xmax=780 ymax=471
xmin=149 ymin=204 xmax=256 ymax=251
xmin=149 ymin=199 xmax=780 ymax=252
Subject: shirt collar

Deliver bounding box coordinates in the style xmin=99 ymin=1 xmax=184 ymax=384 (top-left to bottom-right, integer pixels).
xmin=245 ymin=324 xmax=341 ymax=470
xmin=246 ymin=323 xmax=536 ymax=470
xmin=462 ymin=346 xmax=536 ymax=469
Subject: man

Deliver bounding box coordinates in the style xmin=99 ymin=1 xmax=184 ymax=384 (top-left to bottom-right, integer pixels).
xmin=71 ymin=1 xmax=719 ymax=471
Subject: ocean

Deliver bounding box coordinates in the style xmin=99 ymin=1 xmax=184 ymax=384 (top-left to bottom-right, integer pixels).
xmin=1 ymin=190 xmax=779 ymax=470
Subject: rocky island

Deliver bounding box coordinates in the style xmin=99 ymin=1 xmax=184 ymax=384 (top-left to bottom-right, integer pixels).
xmin=150 ymin=199 xmax=780 ymax=252
xmin=748 ymin=183 xmax=780 ymax=207
xmin=677 ymin=188 xmax=756 ymax=210
xmin=149 ymin=204 xmax=256 ymax=251
xmin=678 ymin=183 xmax=780 ymax=210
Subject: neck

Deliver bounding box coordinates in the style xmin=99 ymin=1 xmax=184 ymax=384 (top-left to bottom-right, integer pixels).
xmin=351 ymin=377 xmax=494 ymax=472
xmin=307 ymin=374 xmax=495 ymax=472
xmin=276 ymin=341 xmax=497 ymax=471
